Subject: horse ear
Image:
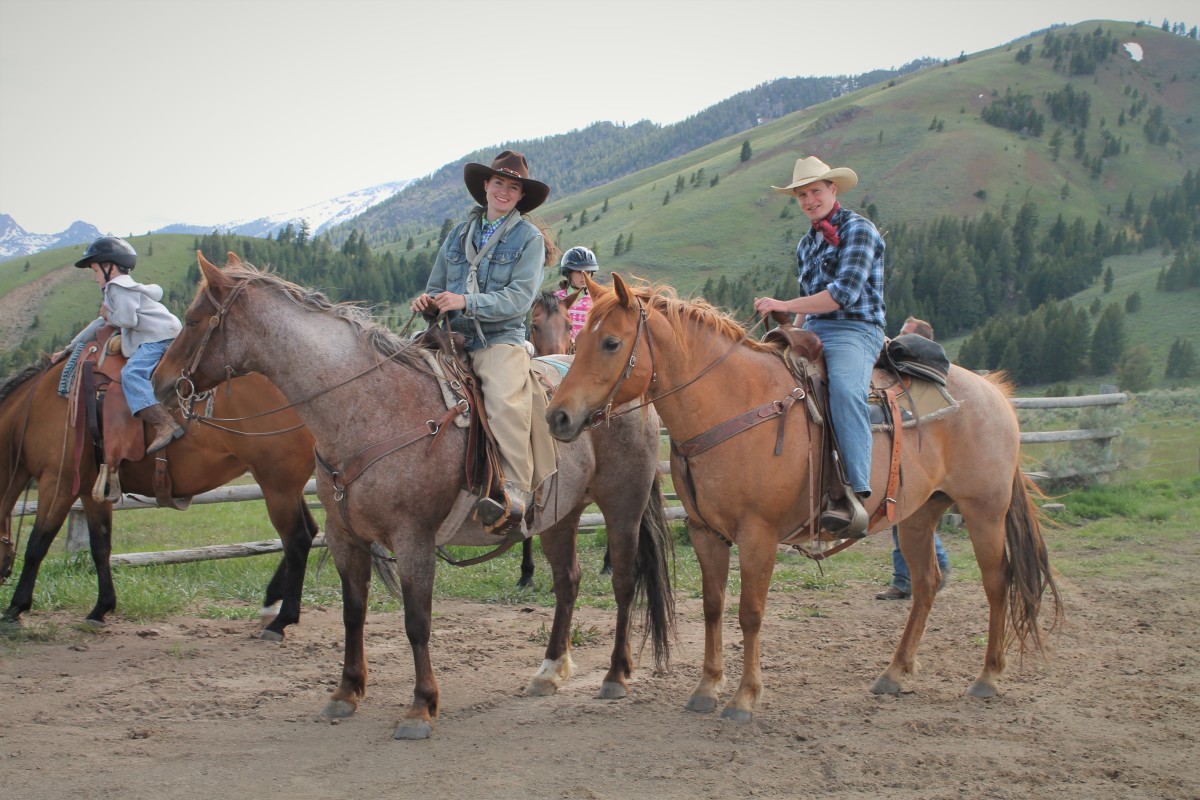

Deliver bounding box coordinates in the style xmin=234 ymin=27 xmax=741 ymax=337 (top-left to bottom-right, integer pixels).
xmin=611 ymin=273 xmax=633 ymax=309
xmin=565 ymin=288 xmax=583 ymax=309
xmin=196 ymin=250 xmax=231 ymax=290
xmin=226 ymin=252 xmax=243 ymax=268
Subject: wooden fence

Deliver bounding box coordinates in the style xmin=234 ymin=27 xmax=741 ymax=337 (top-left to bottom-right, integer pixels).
xmin=11 ymin=392 xmax=1127 ymax=567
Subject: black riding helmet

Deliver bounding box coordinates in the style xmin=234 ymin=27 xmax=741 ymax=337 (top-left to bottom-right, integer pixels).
xmin=559 ymin=246 xmax=598 ymax=278
xmin=75 ymin=236 xmax=137 ymax=273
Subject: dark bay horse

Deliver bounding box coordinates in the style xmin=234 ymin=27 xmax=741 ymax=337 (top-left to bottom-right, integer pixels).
xmin=152 ymin=253 xmax=674 ymax=740
xmin=547 ymin=273 xmax=1062 ymax=722
xmin=0 ymin=359 xmax=318 ymax=640
xmin=520 ymin=288 xmax=603 ymax=588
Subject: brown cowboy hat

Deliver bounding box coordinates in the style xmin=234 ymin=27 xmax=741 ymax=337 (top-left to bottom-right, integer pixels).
xmin=464 ymin=150 xmax=550 ymax=213
xmin=771 ymin=155 xmax=858 ymax=194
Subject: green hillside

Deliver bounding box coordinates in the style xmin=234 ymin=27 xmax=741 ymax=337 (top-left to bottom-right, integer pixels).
xmin=2 ymin=20 xmax=1197 ymax=390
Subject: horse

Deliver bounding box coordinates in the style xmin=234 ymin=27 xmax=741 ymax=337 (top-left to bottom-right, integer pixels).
xmin=519 ymin=288 xmax=610 ymax=588
xmin=151 ymin=253 xmax=675 ymax=740
xmin=546 ymin=273 xmax=1063 ymax=722
xmin=0 ymin=357 xmax=318 ymax=641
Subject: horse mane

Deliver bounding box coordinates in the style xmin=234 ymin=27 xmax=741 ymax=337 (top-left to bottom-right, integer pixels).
xmin=589 ymin=281 xmax=772 ymax=357
xmin=218 ymin=261 xmax=425 ymax=369
xmin=0 ymin=356 xmax=50 ymax=406
xmin=532 ymin=290 xmax=562 ymax=315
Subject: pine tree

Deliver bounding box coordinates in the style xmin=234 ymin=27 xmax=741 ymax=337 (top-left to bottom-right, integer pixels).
xmin=1165 ymin=339 xmax=1197 ymax=378
xmin=740 ymin=140 xmax=752 ymax=162
xmin=1090 ymin=303 xmax=1125 ymax=373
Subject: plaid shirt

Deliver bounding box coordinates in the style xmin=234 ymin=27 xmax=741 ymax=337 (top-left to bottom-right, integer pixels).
xmin=795 ymin=206 xmax=886 ymax=328
xmin=476 ymin=212 xmax=511 ymax=248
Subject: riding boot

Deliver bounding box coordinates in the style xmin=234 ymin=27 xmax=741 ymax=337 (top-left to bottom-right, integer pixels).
xmin=819 ymin=490 xmax=869 ymax=539
xmin=474 ymin=480 xmax=530 ymax=536
xmin=138 ymin=403 xmax=185 ymax=454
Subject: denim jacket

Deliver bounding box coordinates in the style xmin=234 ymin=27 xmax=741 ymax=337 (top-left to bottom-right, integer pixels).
xmin=426 ymin=208 xmax=545 ymax=350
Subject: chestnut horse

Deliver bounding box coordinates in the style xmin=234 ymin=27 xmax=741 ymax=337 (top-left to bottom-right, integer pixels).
xmin=0 ymin=359 xmax=317 ymax=640
xmin=152 ymin=254 xmax=674 ymax=740
xmin=547 ymin=273 xmax=1062 ymax=722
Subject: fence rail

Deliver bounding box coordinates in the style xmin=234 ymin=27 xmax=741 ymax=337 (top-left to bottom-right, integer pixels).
xmin=13 ymin=392 xmax=1127 ymax=564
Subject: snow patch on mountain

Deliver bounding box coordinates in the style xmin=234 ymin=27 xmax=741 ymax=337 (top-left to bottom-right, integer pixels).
xmin=0 ymin=215 xmax=103 ymax=262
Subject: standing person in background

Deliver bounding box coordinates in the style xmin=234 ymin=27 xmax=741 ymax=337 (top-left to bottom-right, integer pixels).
xmin=753 ymin=155 xmax=886 ymax=540
xmin=60 ymin=236 xmax=184 ymax=453
xmin=556 ymin=246 xmax=598 ymax=346
xmin=876 ymin=316 xmax=952 ymax=600
xmin=410 ymin=150 xmax=559 ymax=536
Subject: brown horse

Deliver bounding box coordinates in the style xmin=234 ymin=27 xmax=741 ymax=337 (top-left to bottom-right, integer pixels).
xmin=520 ymin=289 xmax=607 ymax=588
xmin=0 ymin=358 xmax=318 ymax=641
xmin=151 ymin=253 xmax=674 ymax=740
xmin=547 ymin=273 xmax=1062 ymax=722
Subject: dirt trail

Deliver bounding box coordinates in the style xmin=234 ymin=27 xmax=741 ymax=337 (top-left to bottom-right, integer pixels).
xmin=0 ymin=267 xmax=77 ymax=351
xmin=2 ymin=550 xmax=1197 ymax=800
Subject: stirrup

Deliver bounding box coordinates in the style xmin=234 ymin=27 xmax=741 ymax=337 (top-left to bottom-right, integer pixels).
xmin=92 ymin=464 xmax=122 ymax=504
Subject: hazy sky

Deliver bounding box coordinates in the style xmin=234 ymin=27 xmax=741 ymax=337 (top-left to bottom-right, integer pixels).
xmin=0 ymin=0 xmax=1194 ymax=235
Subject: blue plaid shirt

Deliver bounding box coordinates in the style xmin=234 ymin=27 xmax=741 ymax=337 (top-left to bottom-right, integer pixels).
xmin=476 ymin=212 xmax=511 ymax=248
xmin=795 ymin=206 xmax=886 ymax=328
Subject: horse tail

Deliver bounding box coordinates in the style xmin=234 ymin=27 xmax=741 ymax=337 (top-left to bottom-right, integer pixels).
xmin=634 ymin=472 xmax=677 ymax=672
xmin=370 ymin=542 xmax=405 ymax=600
xmin=1004 ymin=469 xmax=1063 ymax=656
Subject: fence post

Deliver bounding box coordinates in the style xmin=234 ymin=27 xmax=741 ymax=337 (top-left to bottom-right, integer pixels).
xmin=65 ymin=510 xmax=90 ymax=553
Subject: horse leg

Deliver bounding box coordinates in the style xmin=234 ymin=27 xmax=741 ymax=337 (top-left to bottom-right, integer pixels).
xmin=392 ymin=539 xmax=439 ymax=740
xmin=322 ymin=528 xmax=371 ymax=720
xmin=721 ymin=525 xmax=777 ymax=722
xmin=2 ymin=485 xmax=73 ymax=624
xmin=258 ymin=497 xmax=316 ymax=641
xmin=956 ymin=495 xmax=1011 ymax=698
xmin=517 ymin=538 xmax=535 ymax=589
xmin=526 ymin=519 xmax=581 ymax=697
xmin=79 ymin=497 xmax=116 ymax=626
xmin=685 ymin=521 xmax=730 ymax=713
xmin=871 ymin=497 xmax=953 ymax=695
xmin=592 ymin=499 xmax=646 ymax=700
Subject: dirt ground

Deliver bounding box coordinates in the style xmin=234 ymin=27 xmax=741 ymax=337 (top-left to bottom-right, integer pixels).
xmin=0 ymin=267 xmax=74 ymax=352
xmin=2 ymin=538 xmax=1197 ymax=800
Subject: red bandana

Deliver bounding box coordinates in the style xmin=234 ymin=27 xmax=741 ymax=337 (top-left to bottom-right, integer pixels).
xmin=813 ymin=202 xmax=841 ymax=247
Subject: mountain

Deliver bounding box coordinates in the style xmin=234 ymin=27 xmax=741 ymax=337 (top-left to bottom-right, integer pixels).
xmin=332 ymin=61 xmax=937 ymax=246
xmin=0 ymin=215 xmax=102 ymax=262
xmin=154 ymin=179 xmax=411 ymax=239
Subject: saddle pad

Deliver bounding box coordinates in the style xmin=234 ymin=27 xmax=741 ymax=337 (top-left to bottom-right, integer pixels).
xmin=869 ymin=377 xmax=958 ymax=431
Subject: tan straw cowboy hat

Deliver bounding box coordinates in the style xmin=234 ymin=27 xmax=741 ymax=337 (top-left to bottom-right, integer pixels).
xmin=464 ymin=150 xmax=551 ymax=213
xmin=771 ymin=155 xmax=858 ymax=194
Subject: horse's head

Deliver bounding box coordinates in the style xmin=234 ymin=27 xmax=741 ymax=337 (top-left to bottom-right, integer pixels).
xmin=529 ymin=289 xmax=578 ymax=356
xmin=546 ymin=273 xmax=655 ymax=442
xmin=153 ymin=251 xmax=253 ymax=406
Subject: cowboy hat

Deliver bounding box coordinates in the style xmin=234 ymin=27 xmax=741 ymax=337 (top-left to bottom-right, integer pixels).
xmin=771 ymin=155 xmax=858 ymax=194
xmin=464 ymin=150 xmax=550 ymax=213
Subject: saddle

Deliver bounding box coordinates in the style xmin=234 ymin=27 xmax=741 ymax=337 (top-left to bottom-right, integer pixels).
xmin=759 ymin=322 xmax=943 ymax=546
xmin=64 ymin=326 xmax=186 ymax=507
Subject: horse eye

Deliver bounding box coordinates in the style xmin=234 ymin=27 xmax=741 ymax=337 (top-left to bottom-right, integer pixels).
xmin=602 ymin=336 xmax=622 ymax=352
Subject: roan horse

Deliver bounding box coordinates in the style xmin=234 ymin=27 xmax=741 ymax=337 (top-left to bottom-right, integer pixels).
xmin=152 ymin=253 xmax=674 ymax=740
xmin=0 ymin=359 xmax=318 ymax=640
xmin=547 ymin=273 xmax=1062 ymax=722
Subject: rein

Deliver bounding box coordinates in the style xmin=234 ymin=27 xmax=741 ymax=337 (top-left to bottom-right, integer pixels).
xmin=588 ymin=300 xmax=764 ymax=427
xmin=172 ymin=282 xmax=443 ymax=437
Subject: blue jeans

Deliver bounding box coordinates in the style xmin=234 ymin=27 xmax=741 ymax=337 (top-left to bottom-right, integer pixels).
xmin=121 ymin=339 xmax=172 ymax=415
xmin=891 ymin=528 xmax=950 ymax=594
xmin=803 ymin=318 xmax=884 ymax=494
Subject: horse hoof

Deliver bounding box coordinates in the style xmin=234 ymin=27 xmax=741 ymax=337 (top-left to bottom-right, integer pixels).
xmin=393 ymin=719 xmax=433 ymax=740
xmin=78 ymin=618 xmax=107 ymax=632
xmin=720 ymin=707 xmax=753 ymax=724
xmin=322 ymin=699 xmax=357 ymax=719
xmin=258 ymin=629 xmax=284 ymax=643
xmin=0 ymin=618 xmax=21 ymax=637
xmin=685 ymin=695 xmax=718 ymax=714
xmin=525 ymin=677 xmax=559 ymax=697
xmin=596 ymin=681 xmax=627 ymax=700
xmin=871 ymin=675 xmax=903 ymax=695
xmin=967 ymin=680 xmax=998 ymax=699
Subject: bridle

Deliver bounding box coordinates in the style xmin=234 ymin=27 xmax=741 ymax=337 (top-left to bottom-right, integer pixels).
xmin=586 ymin=297 xmax=759 ymax=426
xmin=172 ymin=279 xmax=251 ymax=405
